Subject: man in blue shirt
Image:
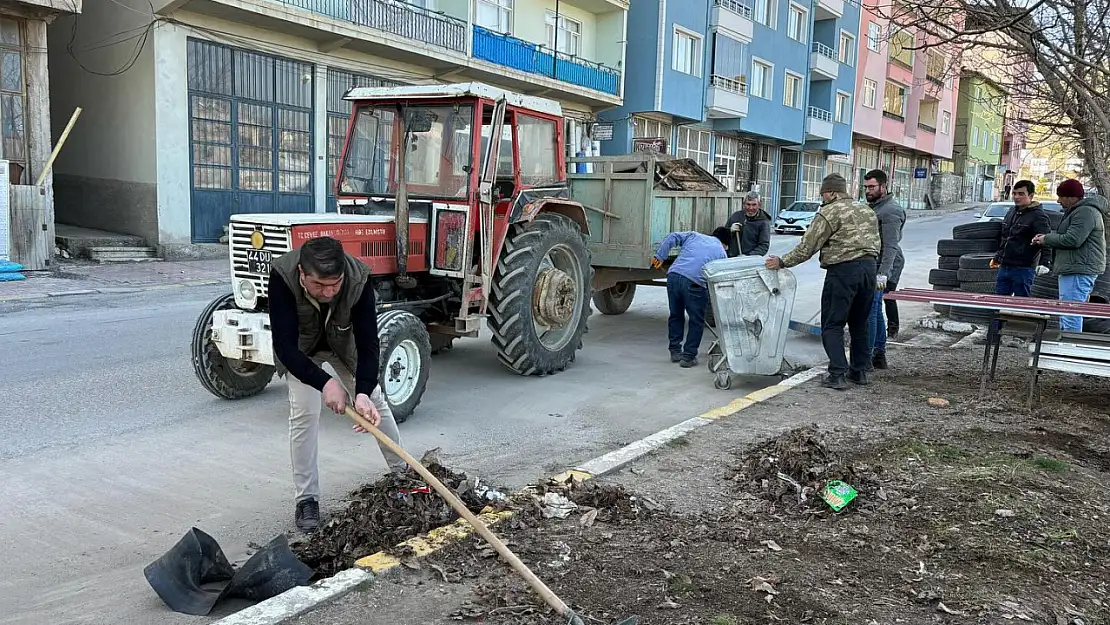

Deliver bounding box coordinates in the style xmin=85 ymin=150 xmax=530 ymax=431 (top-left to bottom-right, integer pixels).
xmin=652 ymin=227 xmax=730 ymax=367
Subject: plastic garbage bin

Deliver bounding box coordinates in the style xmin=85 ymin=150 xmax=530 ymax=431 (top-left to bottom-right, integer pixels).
xmin=702 ymin=256 xmax=798 ymax=389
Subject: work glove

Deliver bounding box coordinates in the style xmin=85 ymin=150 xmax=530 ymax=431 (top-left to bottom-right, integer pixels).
xmin=876 ymin=274 xmax=888 ymax=290
xmin=730 ymin=222 xmax=742 ymax=232
xmin=650 ymin=257 xmax=664 ymax=270
xmin=1036 ymin=265 xmax=1050 ymax=276
xmin=989 ymin=258 xmax=1001 ymax=270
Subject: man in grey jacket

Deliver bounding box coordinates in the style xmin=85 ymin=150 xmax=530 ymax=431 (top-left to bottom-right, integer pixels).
xmin=724 ymin=192 xmax=772 ymax=257
xmin=862 ymin=169 xmax=905 ymax=369
xmin=1033 ymin=179 xmax=1107 ymax=331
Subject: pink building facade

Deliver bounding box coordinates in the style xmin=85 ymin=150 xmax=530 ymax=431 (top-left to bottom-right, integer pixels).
xmin=851 ymin=2 xmax=961 ymax=208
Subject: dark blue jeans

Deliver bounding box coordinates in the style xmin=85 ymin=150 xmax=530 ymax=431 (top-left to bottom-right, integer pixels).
xmin=995 ymin=266 xmax=1035 ymax=297
xmin=667 ymin=272 xmax=709 ymax=361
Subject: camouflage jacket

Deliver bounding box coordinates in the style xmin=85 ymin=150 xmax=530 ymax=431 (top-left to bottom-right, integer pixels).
xmin=782 ymin=196 xmax=881 ymax=269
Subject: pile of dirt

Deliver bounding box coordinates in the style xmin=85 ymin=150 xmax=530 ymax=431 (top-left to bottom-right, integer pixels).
xmin=732 ymin=424 xmax=880 ymax=510
xmin=292 ymin=451 xmax=511 ymax=578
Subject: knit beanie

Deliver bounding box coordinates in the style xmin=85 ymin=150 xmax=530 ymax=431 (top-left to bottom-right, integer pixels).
xmin=820 ymin=173 xmax=848 ymax=194
xmin=1056 ymin=179 xmax=1084 ymax=198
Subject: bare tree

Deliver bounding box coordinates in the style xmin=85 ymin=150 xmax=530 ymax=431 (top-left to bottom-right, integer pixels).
xmin=869 ymin=0 xmax=1110 ymax=195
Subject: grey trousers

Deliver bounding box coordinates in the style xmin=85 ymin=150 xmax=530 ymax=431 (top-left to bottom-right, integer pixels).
xmin=286 ymin=353 xmax=407 ymax=503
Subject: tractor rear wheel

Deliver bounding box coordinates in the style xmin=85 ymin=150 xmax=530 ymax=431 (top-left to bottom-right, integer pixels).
xmin=489 ymin=212 xmax=593 ymax=375
xmin=377 ymin=310 xmax=431 ymax=423
xmin=592 ymin=283 xmax=636 ymax=315
xmin=191 ymin=293 xmax=275 ymax=399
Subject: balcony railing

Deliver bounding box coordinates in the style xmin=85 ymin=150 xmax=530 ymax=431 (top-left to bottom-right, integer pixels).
xmin=472 ymin=26 xmax=621 ymax=96
xmin=808 ymin=106 xmax=832 ymax=122
xmin=883 ymin=110 xmax=906 ymax=121
xmin=715 ymin=0 xmax=753 ymax=20
xmin=711 ymin=74 xmax=748 ymax=95
xmin=918 ymin=122 xmax=937 ymax=133
xmin=273 ymin=0 xmax=467 ymax=53
xmin=811 ymin=41 xmax=836 ymax=60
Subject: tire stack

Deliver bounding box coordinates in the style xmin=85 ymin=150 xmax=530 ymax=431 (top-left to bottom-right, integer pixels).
xmin=929 ymin=221 xmax=1003 ymax=322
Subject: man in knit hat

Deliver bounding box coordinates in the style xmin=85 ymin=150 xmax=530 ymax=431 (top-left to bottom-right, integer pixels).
xmin=766 ymin=173 xmax=882 ymax=390
xmin=1032 ymin=179 xmax=1107 ymax=331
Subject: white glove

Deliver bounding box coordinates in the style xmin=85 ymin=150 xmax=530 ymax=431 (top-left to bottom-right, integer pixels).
xmin=876 ymin=274 xmax=888 ymax=290
xmin=730 ymin=222 xmax=742 ymax=232
xmin=1036 ymin=265 xmax=1050 ymax=276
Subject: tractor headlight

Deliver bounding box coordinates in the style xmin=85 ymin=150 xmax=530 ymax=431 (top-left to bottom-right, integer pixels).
xmin=236 ymin=278 xmax=258 ymax=309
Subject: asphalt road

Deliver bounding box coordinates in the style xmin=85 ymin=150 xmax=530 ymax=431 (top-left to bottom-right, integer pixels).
xmin=0 ymin=207 xmax=974 ymax=625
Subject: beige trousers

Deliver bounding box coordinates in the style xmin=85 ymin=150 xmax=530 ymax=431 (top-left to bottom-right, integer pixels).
xmin=286 ymin=352 xmax=407 ymax=503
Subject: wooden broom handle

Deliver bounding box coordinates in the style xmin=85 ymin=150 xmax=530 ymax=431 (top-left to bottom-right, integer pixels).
xmin=342 ymin=407 xmax=577 ymax=620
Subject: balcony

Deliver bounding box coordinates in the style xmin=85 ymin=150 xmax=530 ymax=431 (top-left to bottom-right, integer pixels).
xmin=814 ymin=0 xmax=844 ymax=20
xmin=806 ymin=106 xmax=833 ymax=140
xmin=710 ymin=0 xmax=754 ymax=43
xmin=810 ymin=42 xmax=839 ymax=80
xmin=918 ymin=122 xmax=937 ymax=133
xmin=471 ymin=26 xmax=621 ymax=96
xmin=706 ymin=75 xmax=749 ymax=118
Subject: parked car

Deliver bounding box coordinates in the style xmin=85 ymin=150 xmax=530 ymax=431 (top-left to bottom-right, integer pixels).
xmin=974 ymin=201 xmax=1063 ymax=222
xmin=774 ymin=201 xmax=821 ymax=234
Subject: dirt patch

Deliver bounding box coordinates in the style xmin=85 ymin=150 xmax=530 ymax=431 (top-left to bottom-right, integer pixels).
xmin=291 ymin=451 xmax=512 ymax=578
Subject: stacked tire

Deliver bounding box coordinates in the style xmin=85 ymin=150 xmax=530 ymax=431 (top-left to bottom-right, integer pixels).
xmin=929 ymin=221 xmax=1002 ymax=322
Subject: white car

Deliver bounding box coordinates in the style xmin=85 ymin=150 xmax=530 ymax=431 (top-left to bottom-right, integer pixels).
xmin=774 ymin=201 xmax=821 ymax=234
xmin=975 ymin=201 xmax=1063 ymax=222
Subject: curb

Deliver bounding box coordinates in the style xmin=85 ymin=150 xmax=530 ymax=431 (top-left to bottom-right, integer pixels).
xmin=211 ymin=364 xmax=827 ymax=625
xmin=0 ymin=279 xmax=222 ymax=302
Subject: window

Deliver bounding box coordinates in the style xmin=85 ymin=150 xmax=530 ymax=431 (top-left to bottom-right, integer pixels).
xmin=753 ymin=0 xmax=776 ymax=27
xmin=633 ymin=116 xmax=673 ymax=142
xmin=750 ymin=58 xmax=773 ymax=99
xmin=972 ymin=126 xmax=979 ymax=146
xmin=675 ymin=127 xmax=712 ymax=171
xmin=784 ymin=72 xmax=803 ymax=108
xmin=517 ymin=115 xmax=558 ymax=187
xmin=800 ymin=152 xmax=825 ymax=201
xmin=835 ymin=92 xmax=851 ymax=123
xmin=787 ymin=4 xmax=808 ymax=43
xmin=476 ymin=0 xmax=512 ymax=33
xmin=867 ymin=22 xmax=881 ymax=51
xmin=940 ymin=111 xmax=951 ymax=134
xmin=714 ymin=135 xmax=738 ymax=189
xmin=926 ymin=50 xmax=944 ymax=80
xmin=862 ymin=79 xmax=877 ymax=108
xmin=889 ymin=29 xmax=914 ymax=67
xmin=883 ymin=81 xmax=906 ymax=119
xmin=545 ymin=12 xmax=581 ymax=56
xmin=839 ymin=31 xmax=855 ymax=65
xmin=755 ymin=144 xmax=776 ymax=196
xmin=0 ymin=17 xmax=27 ymax=182
xmin=672 ymin=28 xmax=703 ymax=77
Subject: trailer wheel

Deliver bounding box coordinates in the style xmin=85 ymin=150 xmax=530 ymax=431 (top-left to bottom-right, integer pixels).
xmin=592 ymin=283 xmax=636 ymax=315
xmin=377 ymin=310 xmax=431 ymax=423
xmin=191 ymin=293 xmax=275 ymax=399
xmin=489 ymin=212 xmax=593 ymax=376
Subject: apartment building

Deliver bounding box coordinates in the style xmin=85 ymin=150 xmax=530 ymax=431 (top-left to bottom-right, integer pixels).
xmin=953 ymin=70 xmax=1007 ymax=202
xmin=851 ymin=2 xmax=960 ymax=209
xmin=46 ymin=0 xmax=627 ymax=252
xmin=599 ymin=0 xmax=860 ymax=214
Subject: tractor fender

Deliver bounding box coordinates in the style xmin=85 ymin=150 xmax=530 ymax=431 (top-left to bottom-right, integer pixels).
xmin=515 ymin=198 xmax=591 ymax=236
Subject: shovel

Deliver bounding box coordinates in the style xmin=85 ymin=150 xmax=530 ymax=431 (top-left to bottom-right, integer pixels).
xmin=342 ymin=407 xmax=638 ymax=625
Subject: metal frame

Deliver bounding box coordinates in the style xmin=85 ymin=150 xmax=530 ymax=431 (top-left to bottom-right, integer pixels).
xmin=978 ymin=311 xmax=1049 ymax=409
xmin=885 ymin=288 xmax=1110 ymax=319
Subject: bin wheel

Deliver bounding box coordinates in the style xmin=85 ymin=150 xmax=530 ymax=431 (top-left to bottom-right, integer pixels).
xmin=714 ymin=371 xmax=733 ymax=390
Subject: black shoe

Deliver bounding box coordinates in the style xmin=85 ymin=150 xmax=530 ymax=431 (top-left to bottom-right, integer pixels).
xmin=887 ymin=324 xmax=899 ymax=338
xmin=821 ymin=375 xmax=848 ymax=390
xmin=872 ymin=352 xmax=888 ymax=370
xmin=295 ymin=498 xmax=321 ymax=533
xmin=670 ymin=352 xmax=682 ymax=363
xmin=680 ymin=358 xmax=698 ymax=368
xmin=848 ymin=370 xmax=871 ymax=385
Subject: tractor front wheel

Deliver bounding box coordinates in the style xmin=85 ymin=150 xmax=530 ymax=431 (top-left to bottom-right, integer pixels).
xmin=489 ymin=212 xmax=593 ymax=375
xmin=377 ymin=310 xmax=432 ymax=423
xmin=592 ymin=282 xmax=636 ymax=315
xmin=191 ymin=293 xmax=275 ymax=399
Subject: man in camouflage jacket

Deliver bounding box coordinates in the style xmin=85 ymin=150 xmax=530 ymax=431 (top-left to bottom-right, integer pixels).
xmin=766 ymin=173 xmax=882 ymax=390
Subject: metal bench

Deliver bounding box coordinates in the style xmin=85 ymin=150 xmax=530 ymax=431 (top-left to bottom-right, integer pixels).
xmin=1030 ymin=332 xmax=1110 ymax=382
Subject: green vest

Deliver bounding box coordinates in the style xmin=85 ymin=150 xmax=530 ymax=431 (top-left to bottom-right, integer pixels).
xmin=271 ymin=251 xmax=371 ymax=377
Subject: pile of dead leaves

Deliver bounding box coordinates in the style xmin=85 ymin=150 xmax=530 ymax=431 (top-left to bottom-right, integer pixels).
xmin=292 ymin=450 xmax=511 ymax=578
xmin=732 ymin=424 xmax=880 ymax=510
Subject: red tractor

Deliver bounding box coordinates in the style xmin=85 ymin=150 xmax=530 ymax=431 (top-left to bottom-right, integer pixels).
xmin=191 ymin=82 xmax=594 ymax=421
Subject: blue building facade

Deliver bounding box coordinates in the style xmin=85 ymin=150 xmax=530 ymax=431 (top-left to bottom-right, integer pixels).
xmin=600 ymin=0 xmax=861 ymax=215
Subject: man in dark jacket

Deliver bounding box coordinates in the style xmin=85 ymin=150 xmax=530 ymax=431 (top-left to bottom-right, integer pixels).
xmin=992 ymin=179 xmax=1052 ymax=297
xmin=269 ymin=236 xmax=409 ymax=533
xmin=1033 ymin=180 xmax=1108 ymax=331
xmin=862 ymin=169 xmax=905 ymax=370
xmin=724 ymin=192 xmax=772 ymax=257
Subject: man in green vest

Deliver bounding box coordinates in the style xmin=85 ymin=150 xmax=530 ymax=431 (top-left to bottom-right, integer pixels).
xmin=269 ymin=236 xmax=408 ymax=532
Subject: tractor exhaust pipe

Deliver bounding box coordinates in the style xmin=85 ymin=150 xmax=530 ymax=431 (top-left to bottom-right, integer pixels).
xmin=395 ymin=122 xmax=410 ymax=282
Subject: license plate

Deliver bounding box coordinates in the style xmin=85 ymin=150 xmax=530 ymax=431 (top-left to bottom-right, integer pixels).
xmin=246 ymin=249 xmax=272 ymax=274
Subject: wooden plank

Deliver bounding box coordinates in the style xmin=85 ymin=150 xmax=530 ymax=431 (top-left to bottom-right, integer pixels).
xmin=9 ymin=185 xmax=49 ymax=270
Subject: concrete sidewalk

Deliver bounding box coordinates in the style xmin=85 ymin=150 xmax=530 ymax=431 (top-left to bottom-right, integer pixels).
xmin=0 ymin=258 xmax=227 ymax=302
